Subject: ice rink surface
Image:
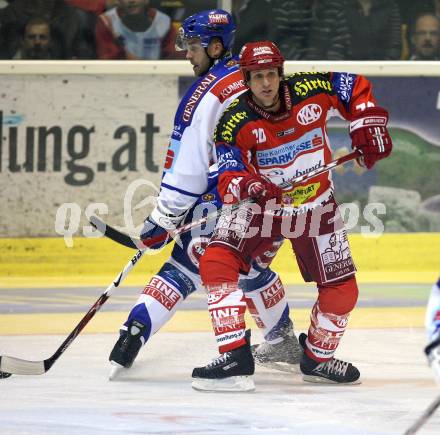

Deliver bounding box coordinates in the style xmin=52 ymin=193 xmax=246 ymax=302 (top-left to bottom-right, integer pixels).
xmin=1 ymin=328 xmax=440 ymax=435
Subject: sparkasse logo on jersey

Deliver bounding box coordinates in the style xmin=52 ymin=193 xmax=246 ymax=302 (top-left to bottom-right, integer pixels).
xmin=209 ymin=13 xmax=229 ymax=24
xmin=256 ymin=127 xmax=324 ymax=167
xmin=297 ymin=104 xmax=322 ymax=125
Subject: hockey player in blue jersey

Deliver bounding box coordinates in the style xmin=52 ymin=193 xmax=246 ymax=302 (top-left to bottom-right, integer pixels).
xmin=108 ymin=9 xmax=302 ymax=382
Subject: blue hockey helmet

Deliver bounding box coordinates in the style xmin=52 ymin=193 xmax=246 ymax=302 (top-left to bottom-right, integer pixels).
xmin=175 ymin=9 xmax=236 ymax=51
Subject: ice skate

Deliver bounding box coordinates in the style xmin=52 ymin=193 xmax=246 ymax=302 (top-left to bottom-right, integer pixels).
xmin=108 ymin=319 xmax=146 ymax=381
xmin=251 ymin=320 xmax=302 ymax=373
xmin=192 ymin=330 xmax=255 ymax=392
xmin=298 ymin=333 xmax=361 ymax=384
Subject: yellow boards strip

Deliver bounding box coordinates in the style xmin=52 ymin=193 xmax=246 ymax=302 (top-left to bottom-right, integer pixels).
xmin=0 ymin=307 xmax=425 ymax=335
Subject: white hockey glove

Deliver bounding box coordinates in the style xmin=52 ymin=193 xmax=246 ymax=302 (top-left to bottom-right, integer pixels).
xmin=140 ymin=206 xmax=184 ymax=249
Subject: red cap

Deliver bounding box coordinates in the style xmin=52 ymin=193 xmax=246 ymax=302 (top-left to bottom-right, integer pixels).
xmin=239 ymin=41 xmax=284 ymax=78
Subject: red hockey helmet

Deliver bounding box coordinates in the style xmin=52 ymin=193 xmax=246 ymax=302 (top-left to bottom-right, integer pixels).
xmin=239 ymin=41 xmax=284 ymax=80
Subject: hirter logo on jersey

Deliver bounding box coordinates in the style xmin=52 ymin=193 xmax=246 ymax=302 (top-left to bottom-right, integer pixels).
xmin=209 ymin=13 xmax=229 ymax=24
xmin=297 ymin=104 xmax=322 ymax=125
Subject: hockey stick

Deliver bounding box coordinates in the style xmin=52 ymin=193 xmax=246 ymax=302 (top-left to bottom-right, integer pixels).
xmin=403 ymin=394 xmax=440 ymax=435
xmin=0 ymin=248 xmax=149 ymax=377
xmin=90 ymin=150 xmax=361 ymax=249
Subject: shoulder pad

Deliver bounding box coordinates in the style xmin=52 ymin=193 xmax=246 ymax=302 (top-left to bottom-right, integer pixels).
xmin=225 ymin=59 xmax=239 ymax=69
xmin=287 ymin=72 xmax=334 ymax=101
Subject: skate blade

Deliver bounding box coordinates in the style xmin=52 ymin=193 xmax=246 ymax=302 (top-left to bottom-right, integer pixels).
xmin=302 ymin=374 xmax=362 ymax=385
xmin=191 ymin=375 xmax=255 ymax=392
xmin=255 ymin=360 xmax=300 ymax=374
xmin=108 ymin=362 xmax=125 ymax=381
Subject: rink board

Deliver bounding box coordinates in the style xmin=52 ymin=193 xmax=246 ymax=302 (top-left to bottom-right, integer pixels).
xmin=0 ymin=306 xmax=427 ymax=336
xmin=0 ymin=233 xmax=439 ymax=288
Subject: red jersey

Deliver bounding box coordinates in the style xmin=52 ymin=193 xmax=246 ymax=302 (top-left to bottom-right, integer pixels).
xmin=214 ymin=72 xmax=377 ymax=212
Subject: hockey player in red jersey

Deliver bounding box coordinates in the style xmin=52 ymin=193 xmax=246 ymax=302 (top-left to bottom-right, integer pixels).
xmin=192 ymin=41 xmax=392 ymax=391
xmin=108 ymin=15 xmax=304 ymax=382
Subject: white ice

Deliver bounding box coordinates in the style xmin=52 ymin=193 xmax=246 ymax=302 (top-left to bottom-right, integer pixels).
xmin=1 ymin=329 xmax=439 ymax=435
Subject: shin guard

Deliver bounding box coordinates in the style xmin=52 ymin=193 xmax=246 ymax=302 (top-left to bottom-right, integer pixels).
xmin=207 ymin=283 xmax=247 ymax=353
xmin=305 ymin=276 xmax=358 ymax=361
xmin=305 ymin=302 xmax=350 ymax=361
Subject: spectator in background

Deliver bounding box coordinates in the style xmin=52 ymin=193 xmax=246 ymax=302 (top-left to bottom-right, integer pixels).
xmin=397 ymin=0 xmax=440 ymax=24
xmin=96 ymin=0 xmax=178 ymax=59
xmin=181 ymin=0 xmax=217 ymax=18
xmin=66 ymin=1 xmax=119 ymax=59
xmin=397 ymin=0 xmax=440 ymax=58
xmin=271 ymin=0 xmax=312 ymax=59
xmin=13 ymin=16 xmax=54 ymax=59
xmin=0 ymin=0 xmax=9 ymax=58
xmin=148 ymin=1 xmax=217 ymax=34
xmin=150 ymin=0 xmax=185 ymax=28
xmin=66 ymin=0 xmax=118 ymax=15
xmin=232 ymin=0 xmax=275 ymax=55
xmin=0 ymin=0 xmax=93 ymax=59
xmin=345 ymin=0 xmax=402 ymax=60
xmin=410 ymin=13 xmax=440 ymax=59
xmin=305 ymin=0 xmax=351 ymax=60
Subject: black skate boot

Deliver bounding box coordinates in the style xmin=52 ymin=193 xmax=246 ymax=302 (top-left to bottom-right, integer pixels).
xmin=251 ymin=320 xmax=302 ymax=373
xmin=192 ymin=330 xmax=255 ymax=392
xmin=299 ymin=333 xmax=361 ymax=384
xmin=0 ymin=370 xmax=12 ymax=379
xmin=108 ymin=319 xmax=146 ymax=380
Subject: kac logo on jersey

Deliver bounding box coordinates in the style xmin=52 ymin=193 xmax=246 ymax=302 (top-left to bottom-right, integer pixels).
xmin=187 ymin=236 xmax=210 ymax=268
xmin=297 ymin=104 xmax=322 ymax=125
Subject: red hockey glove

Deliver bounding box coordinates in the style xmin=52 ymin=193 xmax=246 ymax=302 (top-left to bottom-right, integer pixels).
xmin=349 ymin=107 xmax=392 ymax=169
xmin=227 ymin=174 xmax=283 ymax=204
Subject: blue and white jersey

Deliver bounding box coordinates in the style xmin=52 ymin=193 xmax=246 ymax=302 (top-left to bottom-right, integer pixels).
xmin=170 ymin=164 xmax=221 ymax=275
xmin=157 ymin=56 xmax=246 ymax=217
xmin=426 ymin=278 xmax=440 ymax=342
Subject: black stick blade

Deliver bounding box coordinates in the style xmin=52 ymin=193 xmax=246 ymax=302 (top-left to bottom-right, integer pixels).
xmin=89 ymin=215 xmax=141 ymax=250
